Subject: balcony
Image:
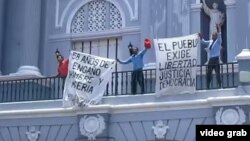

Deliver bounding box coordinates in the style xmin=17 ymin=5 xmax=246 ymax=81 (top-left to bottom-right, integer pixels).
xmin=0 ymin=62 xmax=238 ymax=103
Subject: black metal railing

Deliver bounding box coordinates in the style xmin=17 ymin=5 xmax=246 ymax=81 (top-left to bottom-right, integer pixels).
xmin=105 ymin=62 xmax=238 ymax=96
xmin=104 ymin=69 xmax=156 ymax=96
xmin=0 ymin=62 xmax=238 ymax=102
xmin=196 ymin=62 xmax=238 ymax=90
xmin=0 ymin=76 xmax=65 ymax=103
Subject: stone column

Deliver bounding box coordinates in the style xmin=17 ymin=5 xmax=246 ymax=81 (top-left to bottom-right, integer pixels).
xmin=0 ymin=0 xmax=5 ymax=75
xmin=224 ymin=0 xmax=237 ymax=62
xmin=16 ymin=0 xmax=42 ymax=76
xmin=236 ymin=49 xmax=250 ymax=95
xmin=190 ymin=2 xmax=202 ymax=64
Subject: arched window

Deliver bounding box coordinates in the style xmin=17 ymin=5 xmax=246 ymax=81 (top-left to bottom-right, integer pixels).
xmin=71 ymin=0 xmax=122 ymax=33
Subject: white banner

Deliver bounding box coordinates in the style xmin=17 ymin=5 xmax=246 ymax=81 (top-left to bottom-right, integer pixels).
xmin=63 ymin=51 xmax=115 ymax=107
xmin=154 ymin=33 xmax=199 ymax=96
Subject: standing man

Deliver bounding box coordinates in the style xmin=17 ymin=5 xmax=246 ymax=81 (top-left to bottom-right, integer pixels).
xmin=117 ymin=39 xmax=151 ymax=94
xmin=55 ymin=49 xmax=69 ymax=77
xmin=199 ymin=24 xmax=222 ymax=89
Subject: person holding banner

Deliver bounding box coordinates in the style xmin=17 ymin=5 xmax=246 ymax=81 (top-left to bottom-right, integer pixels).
xmin=199 ymin=24 xmax=222 ymax=89
xmin=55 ymin=49 xmax=69 ymax=77
xmin=117 ymin=39 xmax=151 ymax=94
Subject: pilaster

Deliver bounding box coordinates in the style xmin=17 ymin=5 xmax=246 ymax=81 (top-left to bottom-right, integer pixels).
xmin=191 ymin=3 xmax=202 ymax=64
xmin=224 ymin=0 xmax=237 ymax=62
xmin=0 ymin=0 xmax=5 ymax=75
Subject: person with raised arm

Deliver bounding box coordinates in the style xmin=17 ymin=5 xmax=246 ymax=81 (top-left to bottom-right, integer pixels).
xmin=117 ymin=39 xmax=151 ymax=94
xmin=199 ymin=24 xmax=222 ymax=89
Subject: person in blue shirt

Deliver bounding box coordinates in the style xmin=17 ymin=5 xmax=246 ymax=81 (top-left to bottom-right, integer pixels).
xmin=117 ymin=44 xmax=149 ymax=94
xmin=199 ymin=24 xmax=222 ymax=89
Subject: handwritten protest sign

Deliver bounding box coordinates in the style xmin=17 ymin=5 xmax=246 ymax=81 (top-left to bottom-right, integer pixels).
xmin=63 ymin=51 xmax=115 ymax=107
xmin=154 ymin=34 xmax=199 ymax=96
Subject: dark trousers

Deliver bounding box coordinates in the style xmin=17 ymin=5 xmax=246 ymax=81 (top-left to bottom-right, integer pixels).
xmin=131 ymin=69 xmax=145 ymax=94
xmin=207 ymin=57 xmax=221 ymax=89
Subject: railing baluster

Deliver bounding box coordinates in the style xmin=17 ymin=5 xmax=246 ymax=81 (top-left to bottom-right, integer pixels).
xmin=10 ymin=80 xmax=13 ymax=102
xmin=6 ymin=81 xmax=9 ymax=102
xmin=125 ymin=71 xmax=128 ymax=94
xmin=115 ymin=72 xmax=118 ymax=95
xmin=232 ymin=63 xmax=235 ymax=87
xmin=57 ymin=77 xmax=60 ymax=99
xmin=150 ymin=70 xmax=153 ymax=93
xmin=221 ymin=64 xmax=224 ymax=88
xmin=13 ymin=80 xmax=17 ymax=102
xmin=226 ymin=63 xmax=229 ymax=87
xmin=121 ymin=72 xmax=124 ymax=95
xmin=53 ymin=77 xmax=56 ymax=100
xmin=0 ymin=82 xmax=3 ymax=102
xmin=22 ymin=80 xmax=25 ymax=101
xmin=145 ymin=70 xmax=148 ymax=94
xmin=49 ymin=77 xmax=52 ymax=99
xmin=200 ymin=65 xmax=202 ymax=90
xmin=3 ymin=81 xmax=6 ymax=102
xmin=27 ymin=79 xmax=30 ymax=100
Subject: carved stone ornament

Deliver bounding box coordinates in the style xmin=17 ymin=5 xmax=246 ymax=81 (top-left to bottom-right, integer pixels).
xmin=152 ymin=120 xmax=169 ymax=139
xmin=26 ymin=126 xmax=40 ymax=141
xmin=215 ymin=107 xmax=246 ymax=125
xmin=79 ymin=115 xmax=105 ymax=140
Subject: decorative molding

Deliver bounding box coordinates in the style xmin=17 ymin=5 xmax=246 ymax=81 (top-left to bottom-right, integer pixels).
xmin=124 ymin=0 xmax=138 ymax=21
xmin=195 ymin=0 xmax=200 ymax=4
xmin=55 ymin=0 xmax=76 ymax=28
xmin=236 ymin=49 xmax=250 ymax=60
xmin=224 ymin=0 xmax=236 ymax=6
xmin=79 ymin=115 xmax=105 ymax=140
xmin=4 ymin=93 xmax=250 ymax=119
xmin=152 ymin=120 xmax=169 ymax=139
xmin=26 ymin=126 xmax=40 ymax=141
xmin=49 ymin=26 xmax=141 ymax=42
xmin=215 ymin=107 xmax=246 ymax=125
xmin=224 ymin=0 xmax=236 ymax=9
xmin=55 ymin=0 xmax=60 ymax=27
xmin=191 ymin=3 xmax=202 ymax=11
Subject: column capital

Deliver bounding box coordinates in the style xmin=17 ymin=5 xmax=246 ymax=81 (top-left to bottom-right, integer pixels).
xmin=224 ymin=0 xmax=236 ymax=8
xmin=191 ymin=3 xmax=202 ymax=12
xmin=236 ymin=49 xmax=250 ymax=60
